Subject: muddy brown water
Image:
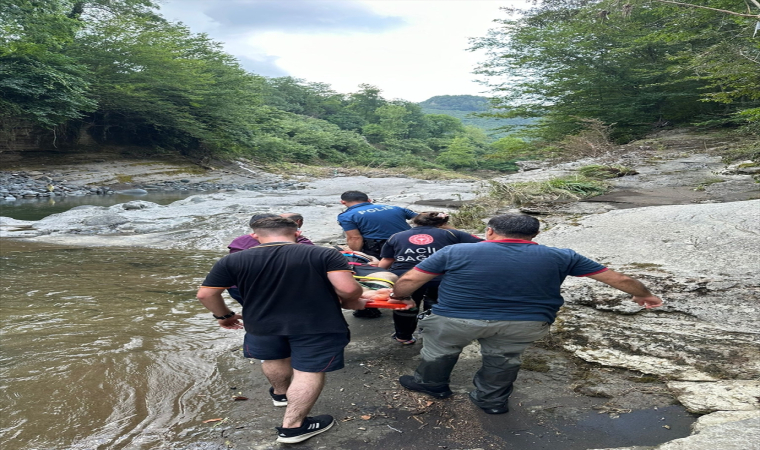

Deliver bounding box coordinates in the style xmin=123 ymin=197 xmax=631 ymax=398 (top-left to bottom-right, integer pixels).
xmin=0 ymin=240 xmax=237 ymax=449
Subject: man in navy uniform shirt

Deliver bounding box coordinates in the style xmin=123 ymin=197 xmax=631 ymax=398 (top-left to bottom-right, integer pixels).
xmin=337 ymin=190 xmax=418 ymax=318
xmin=337 ymin=191 xmax=418 ymax=258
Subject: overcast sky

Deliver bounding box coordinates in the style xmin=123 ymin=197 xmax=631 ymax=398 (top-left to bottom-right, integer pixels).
xmin=157 ymin=0 xmax=517 ymax=102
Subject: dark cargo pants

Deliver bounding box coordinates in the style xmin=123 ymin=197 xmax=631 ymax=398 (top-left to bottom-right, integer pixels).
xmin=414 ymin=314 xmax=550 ymax=409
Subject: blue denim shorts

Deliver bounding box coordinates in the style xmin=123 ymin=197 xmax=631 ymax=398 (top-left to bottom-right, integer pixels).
xmin=243 ymin=331 xmax=350 ymax=373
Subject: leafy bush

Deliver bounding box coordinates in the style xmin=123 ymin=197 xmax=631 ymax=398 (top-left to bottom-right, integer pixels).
xmin=436 ymin=136 xmax=478 ymax=169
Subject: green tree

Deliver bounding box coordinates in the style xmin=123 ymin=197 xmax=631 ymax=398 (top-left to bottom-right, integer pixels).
xmin=346 ymin=84 xmax=386 ymax=124
xmin=471 ymin=0 xmax=760 ymax=141
xmin=375 ymin=103 xmax=410 ymax=141
xmin=325 ymin=109 xmax=366 ymax=131
xmin=0 ymin=0 xmax=95 ymax=127
xmin=262 ymin=77 xmax=344 ymax=119
xmin=436 ymin=136 xmax=478 ymax=169
xmin=426 ymin=114 xmax=465 ymax=137
xmin=69 ymin=14 xmax=263 ymax=154
xmin=480 ymin=136 xmax=531 ymax=171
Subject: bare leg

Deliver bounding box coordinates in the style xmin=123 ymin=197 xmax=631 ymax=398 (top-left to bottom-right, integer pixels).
xmin=281 ymin=370 xmax=326 ymax=428
xmin=261 ymin=358 xmax=293 ymax=395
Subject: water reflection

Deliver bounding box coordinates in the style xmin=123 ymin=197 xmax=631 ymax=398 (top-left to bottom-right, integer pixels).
xmin=0 ymin=240 xmax=240 ymax=449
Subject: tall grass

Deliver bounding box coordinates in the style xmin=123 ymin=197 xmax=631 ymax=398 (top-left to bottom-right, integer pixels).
xmin=556 ymin=118 xmax=615 ymax=158
xmin=578 ymin=164 xmax=638 ymax=179
xmin=449 ymin=203 xmax=489 ymax=231
xmin=488 ymin=177 xmax=609 ymax=206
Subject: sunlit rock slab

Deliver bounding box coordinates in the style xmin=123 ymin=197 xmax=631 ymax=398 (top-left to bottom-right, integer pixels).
xmin=691 ymin=410 xmax=760 ymax=433
xmin=667 ymin=381 xmax=760 ymax=413
xmin=537 ymin=200 xmax=760 ymax=279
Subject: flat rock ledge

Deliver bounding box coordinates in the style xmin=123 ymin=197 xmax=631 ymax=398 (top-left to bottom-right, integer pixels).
xmin=667 ymin=381 xmax=760 ymax=414
xmin=536 ymin=200 xmax=759 ymax=450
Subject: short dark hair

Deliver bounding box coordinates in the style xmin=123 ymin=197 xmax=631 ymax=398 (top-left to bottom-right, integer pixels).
xmin=248 ymin=213 xmax=279 ymax=228
xmin=341 ymin=191 xmax=369 ymax=202
xmin=412 ymin=211 xmax=449 ymax=227
xmin=250 ymin=217 xmax=298 ymax=235
xmin=487 ymin=214 xmax=539 ymax=238
xmin=280 ymin=212 xmax=303 ymax=223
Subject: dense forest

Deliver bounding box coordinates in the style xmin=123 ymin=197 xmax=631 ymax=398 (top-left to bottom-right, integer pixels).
xmin=1 ymin=0 xmax=757 ymax=172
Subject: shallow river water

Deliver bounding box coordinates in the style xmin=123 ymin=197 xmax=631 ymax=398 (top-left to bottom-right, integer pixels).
xmin=0 ymin=191 xmax=203 ymax=221
xmin=0 ymin=240 xmax=241 ymax=450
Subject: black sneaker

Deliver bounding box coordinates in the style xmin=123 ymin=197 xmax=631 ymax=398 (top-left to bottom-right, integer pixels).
xmin=275 ymin=415 xmax=335 ymax=443
xmin=469 ymin=391 xmax=509 ymax=414
xmin=269 ymin=387 xmax=287 ymax=407
xmin=353 ymin=308 xmax=382 ymax=319
xmin=398 ymin=375 xmax=453 ymax=399
xmin=480 ymin=405 xmax=509 ymax=415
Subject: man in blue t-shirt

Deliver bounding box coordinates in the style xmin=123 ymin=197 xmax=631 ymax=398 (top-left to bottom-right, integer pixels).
xmin=389 ymin=214 xmax=663 ymax=415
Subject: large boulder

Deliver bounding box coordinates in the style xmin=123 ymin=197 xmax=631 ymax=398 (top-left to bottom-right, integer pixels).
xmin=537 ymin=200 xmax=759 ymax=417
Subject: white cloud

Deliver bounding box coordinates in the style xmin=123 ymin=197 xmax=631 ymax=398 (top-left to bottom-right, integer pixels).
xmin=159 ymin=0 xmax=517 ymax=102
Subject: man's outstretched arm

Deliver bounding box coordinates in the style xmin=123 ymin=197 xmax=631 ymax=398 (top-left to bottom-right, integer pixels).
xmin=588 ymin=269 xmax=663 ymax=309
xmin=393 ymin=268 xmax=437 ymax=298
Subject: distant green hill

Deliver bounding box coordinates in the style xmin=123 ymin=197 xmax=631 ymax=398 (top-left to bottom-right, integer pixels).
xmin=419 ymin=95 xmax=490 ymax=111
xmin=419 ymin=95 xmax=530 ymax=139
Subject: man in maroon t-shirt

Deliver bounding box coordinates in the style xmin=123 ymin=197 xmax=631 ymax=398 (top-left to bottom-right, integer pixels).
xmin=228 ymin=212 xmax=314 ymax=253
xmin=226 ymin=213 xmax=313 ymax=304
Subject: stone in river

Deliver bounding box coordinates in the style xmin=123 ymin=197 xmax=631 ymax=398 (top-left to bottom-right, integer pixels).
xmin=114 ymin=189 xmax=149 ymax=195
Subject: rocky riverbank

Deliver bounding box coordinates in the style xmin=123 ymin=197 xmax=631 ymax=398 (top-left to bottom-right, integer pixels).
xmin=1 ymin=130 xmax=758 ymax=450
xmin=0 ymin=164 xmax=305 ymax=202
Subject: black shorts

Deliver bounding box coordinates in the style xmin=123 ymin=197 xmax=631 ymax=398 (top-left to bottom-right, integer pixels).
xmin=243 ymin=331 xmax=350 ymax=372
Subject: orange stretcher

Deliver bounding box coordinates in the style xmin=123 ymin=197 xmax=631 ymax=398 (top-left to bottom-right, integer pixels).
xmin=364 ymin=290 xmax=409 ymax=309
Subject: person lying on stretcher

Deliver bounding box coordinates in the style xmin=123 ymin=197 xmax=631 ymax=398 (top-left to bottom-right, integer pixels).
xmin=335 ymin=246 xmax=414 ymax=311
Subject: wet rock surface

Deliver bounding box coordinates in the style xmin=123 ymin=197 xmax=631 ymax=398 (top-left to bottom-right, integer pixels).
xmin=0 ymin=173 xmax=481 ymax=249
xmin=0 ymin=166 xmax=302 ymax=201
